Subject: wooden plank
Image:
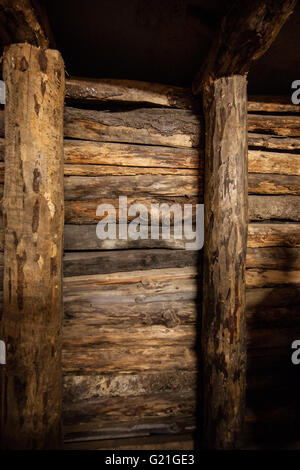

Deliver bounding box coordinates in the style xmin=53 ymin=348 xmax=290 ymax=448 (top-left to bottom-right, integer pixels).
xmin=248 ymin=133 xmax=300 ymax=151
xmin=246 ymin=269 xmax=300 ymax=288
xmin=64 ymin=106 xmax=202 ymax=148
xmin=63 ymin=249 xmax=198 ymax=277
xmin=63 ymin=371 xmax=197 ymax=404
xmin=63 ymin=224 xmax=190 ymax=251
xmin=248 ymin=114 xmax=300 ymax=137
xmin=63 ymin=139 xmax=202 ymax=168
xmin=63 ymin=433 xmax=194 ymax=450
xmin=249 ymin=195 xmax=300 ymax=221
xmin=248 ymin=174 xmax=300 ymax=195
xmin=64 ymin=175 xmax=201 ymax=200
xmin=65 ymin=77 xmax=194 ymax=109
xmin=248 ymin=223 xmax=300 ymax=247
xmin=246 ymin=247 xmax=300 ymax=269
xmin=64 ymin=196 xmax=200 ymax=225
xmin=248 ymin=95 xmax=300 ymax=113
xmin=63 ymin=164 xmax=199 ymax=177
xmin=248 ymin=150 xmax=300 ymax=176
xmin=0 ymin=44 xmax=64 ymax=449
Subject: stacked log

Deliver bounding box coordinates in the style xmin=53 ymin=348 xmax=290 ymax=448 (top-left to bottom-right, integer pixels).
xmin=0 ymin=78 xmax=299 ymax=447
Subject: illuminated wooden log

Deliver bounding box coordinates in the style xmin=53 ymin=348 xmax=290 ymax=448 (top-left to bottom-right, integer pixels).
xmin=0 ymin=44 xmax=64 ymax=449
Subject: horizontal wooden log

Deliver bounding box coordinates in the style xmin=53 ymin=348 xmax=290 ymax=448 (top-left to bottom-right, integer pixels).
xmin=246 ymin=269 xmax=300 ymax=288
xmin=65 ymin=77 xmax=195 ymax=109
xmin=63 ymin=164 xmax=199 ymax=177
xmin=64 ymin=196 xmax=200 ymax=225
xmin=63 ymin=412 xmax=195 ymax=442
xmin=248 ymin=150 xmax=300 ymax=176
xmin=63 ymin=107 xmax=202 ymax=148
xmin=249 ymin=195 xmax=300 ymax=221
xmin=63 ymin=433 xmax=194 ymax=450
xmin=248 ymin=114 xmax=300 ymax=137
xmin=0 ymin=222 xmax=299 ymax=252
xmin=63 ymin=249 xmax=198 ymax=277
xmin=248 ymin=223 xmax=300 ymax=247
xmin=248 ymin=95 xmax=300 ymax=113
xmin=248 ymin=174 xmax=300 ymax=195
xmin=63 ymin=371 xmax=197 ymax=404
xmin=246 ymin=247 xmax=300 ymax=270
xmin=2 ymin=137 xmax=298 ymax=176
xmin=63 ymin=139 xmax=202 ymax=168
xmin=62 ymin=345 xmax=197 ymax=376
xmin=248 ymin=133 xmax=300 ymax=151
xmin=63 ymin=224 xmax=193 ymax=251
xmin=64 ymin=175 xmax=201 ymax=200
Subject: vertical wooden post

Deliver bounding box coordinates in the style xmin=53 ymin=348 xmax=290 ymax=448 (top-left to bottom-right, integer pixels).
xmin=202 ymin=76 xmax=248 ymax=449
xmin=0 ymin=43 xmax=65 ymax=449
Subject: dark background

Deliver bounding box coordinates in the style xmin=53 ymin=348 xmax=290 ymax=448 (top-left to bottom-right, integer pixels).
xmin=44 ymin=0 xmax=300 ymax=94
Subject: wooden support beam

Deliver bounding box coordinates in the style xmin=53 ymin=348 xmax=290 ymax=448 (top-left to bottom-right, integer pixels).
xmin=195 ymin=0 xmax=298 ymax=450
xmin=193 ymin=0 xmax=298 ymax=95
xmin=0 ymin=44 xmax=64 ymax=449
xmin=0 ymin=0 xmax=54 ymax=48
xmin=201 ymin=76 xmax=248 ymax=449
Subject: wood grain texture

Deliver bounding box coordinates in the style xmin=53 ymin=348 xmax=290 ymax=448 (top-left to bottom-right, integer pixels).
xmin=249 ymin=195 xmax=300 ymax=221
xmin=248 ymin=223 xmax=300 ymax=247
xmin=64 ymin=106 xmax=202 ymax=148
xmin=65 ymin=77 xmax=194 ymax=109
xmin=248 ymin=133 xmax=300 ymax=151
xmin=0 ymin=44 xmax=64 ymax=450
xmin=248 ymin=150 xmax=300 ymax=176
xmin=248 ymin=114 xmax=300 ymax=137
xmin=248 ymin=95 xmax=300 ymax=113
xmin=201 ymin=76 xmax=248 ymax=449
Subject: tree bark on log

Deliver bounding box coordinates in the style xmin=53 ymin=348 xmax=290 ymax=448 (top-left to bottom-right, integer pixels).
xmin=202 ymin=76 xmax=248 ymax=449
xmin=0 ymin=44 xmax=64 ymax=449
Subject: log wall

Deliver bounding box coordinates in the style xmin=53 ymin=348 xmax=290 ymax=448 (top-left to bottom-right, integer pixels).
xmin=0 ymin=79 xmax=299 ymax=449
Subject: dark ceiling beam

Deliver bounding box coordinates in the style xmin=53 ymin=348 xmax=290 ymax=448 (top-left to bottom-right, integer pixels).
xmin=0 ymin=0 xmax=55 ymax=49
xmin=192 ymin=0 xmax=298 ymax=94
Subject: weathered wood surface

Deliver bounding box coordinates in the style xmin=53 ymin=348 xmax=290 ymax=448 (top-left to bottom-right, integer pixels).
xmin=65 ymin=77 xmax=300 ymax=115
xmin=248 ymin=133 xmax=300 ymax=151
xmin=193 ymin=0 xmax=297 ymax=94
xmin=248 ymin=114 xmax=300 ymax=137
xmin=0 ymin=44 xmax=64 ymax=449
xmin=63 ymin=224 xmax=190 ymax=251
xmin=0 ymin=0 xmax=54 ymax=48
xmin=64 ymin=196 xmax=200 ymax=225
xmin=63 ymin=249 xmax=198 ymax=277
xmin=64 ymin=175 xmax=201 ymax=199
xmin=63 ymin=107 xmax=202 ymax=148
xmin=248 ymin=95 xmax=300 ymax=114
xmin=246 ymin=247 xmax=300 ymax=269
xmin=63 ymin=164 xmax=199 ymax=177
xmin=201 ymin=76 xmax=248 ymax=449
xmin=0 ymin=222 xmax=299 ymax=252
xmin=248 ymin=223 xmax=300 ymax=247
xmin=65 ymin=77 xmax=194 ymax=109
xmin=249 ymin=195 xmax=300 ymax=221
xmin=64 ymin=433 xmax=195 ymax=450
xmin=248 ymin=174 xmax=300 ymax=195
xmin=248 ymin=150 xmax=300 ymax=176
